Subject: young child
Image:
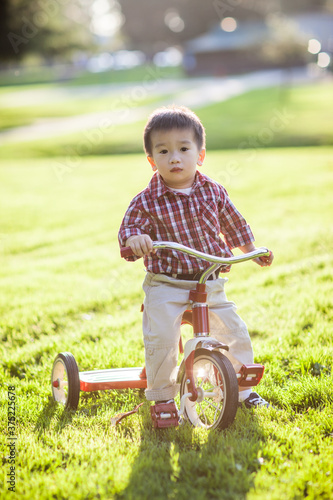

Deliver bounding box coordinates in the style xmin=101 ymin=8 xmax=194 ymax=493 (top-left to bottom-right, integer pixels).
xmin=118 ymin=105 xmax=274 ymax=411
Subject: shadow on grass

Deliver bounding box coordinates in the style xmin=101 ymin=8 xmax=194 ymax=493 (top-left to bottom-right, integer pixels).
xmin=33 ymin=389 xmax=145 ymax=439
xmin=33 ymin=398 xmax=58 ymax=437
xmin=115 ymin=405 xmax=266 ymax=500
xmin=33 ymin=397 xmax=77 ymax=436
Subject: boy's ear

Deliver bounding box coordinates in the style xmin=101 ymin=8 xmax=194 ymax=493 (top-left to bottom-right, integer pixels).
xmin=147 ymin=155 xmax=157 ymax=171
xmin=197 ymin=148 xmax=206 ymax=167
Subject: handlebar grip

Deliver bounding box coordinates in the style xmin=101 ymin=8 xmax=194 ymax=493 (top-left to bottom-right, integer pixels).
xmin=120 ymin=246 xmax=134 ymax=258
xmin=259 ymin=250 xmax=272 ymax=259
xmin=258 ymin=250 xmax=272 ymax=264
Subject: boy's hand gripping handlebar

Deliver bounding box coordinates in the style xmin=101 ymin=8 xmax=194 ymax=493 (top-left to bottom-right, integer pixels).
xmin=121 ymin=241 xmax=271 ymax=283
xmin=121 ymin=241 xmax=270 ymax=264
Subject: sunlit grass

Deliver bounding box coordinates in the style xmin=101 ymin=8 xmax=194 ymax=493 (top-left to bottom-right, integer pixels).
xmin=1 ymin=80 xmax=332 ymax=158
xmin=1 ymin=146 xmax=332 ymax=499
xmin=0 ymin=63 xmax=185 ymax=89
xmin=0 ymin=94 xmax=165 ymax=131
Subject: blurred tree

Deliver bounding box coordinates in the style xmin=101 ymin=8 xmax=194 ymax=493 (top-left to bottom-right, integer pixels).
xmin=0 ymin=0 xmax=13 ymax=61
xmin=0 ymin=0 xmax=329 ymax=63
xmin=0 ymin=0 xmax=97 ymax=63
xmin=260 ymin=12 xmax=308 ymax=68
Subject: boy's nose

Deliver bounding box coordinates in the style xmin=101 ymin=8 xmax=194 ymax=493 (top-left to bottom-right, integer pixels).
xmin=169 ymin=153 xmax=180 ymax=163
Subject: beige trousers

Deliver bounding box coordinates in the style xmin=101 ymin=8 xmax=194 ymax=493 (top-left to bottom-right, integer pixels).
xmin=142 ymin=272 xmax=254 ymax=402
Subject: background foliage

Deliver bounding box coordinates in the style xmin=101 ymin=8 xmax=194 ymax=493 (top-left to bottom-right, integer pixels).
xmin=0 ymin=0 xmax=331 ymax=62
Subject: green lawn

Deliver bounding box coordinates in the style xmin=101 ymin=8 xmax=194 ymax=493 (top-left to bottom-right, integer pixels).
xmin=201 ymin=80 xmax=333 ymax=149
xmin=0 ymin=63 xmax=183 ymax=131
xmin=0 ymin=94 xmax=165 ymax=132
xmin=1 ymin=146 xmax=332 ymax=499
xmin=0 ymin=63 xmax=184 ymax=88
xmin=0 ymin=65 xmax=183 ymax=131
xmin=1 ymin=80 xmax=332 ymax=158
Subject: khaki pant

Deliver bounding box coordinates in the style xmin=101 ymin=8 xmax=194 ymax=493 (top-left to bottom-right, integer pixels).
xmin=142 ymin=272 xmax=254 ymax=402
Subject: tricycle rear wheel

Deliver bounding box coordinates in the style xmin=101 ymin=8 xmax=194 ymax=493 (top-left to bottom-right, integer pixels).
xmin=51 ymin=352 xmax=80 ymax=410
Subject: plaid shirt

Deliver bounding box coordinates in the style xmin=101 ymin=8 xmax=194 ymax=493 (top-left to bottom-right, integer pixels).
xmin=118 ymin=171 xmax=255 ymax=275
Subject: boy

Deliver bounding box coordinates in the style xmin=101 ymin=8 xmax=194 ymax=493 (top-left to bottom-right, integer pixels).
xmin=118 ymin=105 xmax=273 ymax=412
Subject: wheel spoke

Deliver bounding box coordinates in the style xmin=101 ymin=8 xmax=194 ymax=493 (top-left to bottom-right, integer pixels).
xmin=204 ymin=399 xmax=222 ymax=411
xmin=197 ymin=402 xmax=208 ymax=426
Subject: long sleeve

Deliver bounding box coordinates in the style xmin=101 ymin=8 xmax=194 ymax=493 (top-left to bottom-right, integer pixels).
xmin=118 ymin=195 xmax=153 ymax=261
xmin=219 ymin=186 xmax=255 ymax=249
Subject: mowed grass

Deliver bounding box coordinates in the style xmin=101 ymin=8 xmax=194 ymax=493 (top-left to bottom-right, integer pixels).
xmin=0 ymin=63 xmax=184 ymax=88
xmin=0 ymin=93 xmax=164 ymax=132
xmin=1 ymin=79 xmax=333 ymax=157
xmin=0 ymin=64 xmax=184 ymax=131
xmin=0 ymin=146 xmax=333 ymax=499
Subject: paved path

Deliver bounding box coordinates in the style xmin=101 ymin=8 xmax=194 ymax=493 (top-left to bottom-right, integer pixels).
xmin=0 ymin=67 xmax=318 ymax=144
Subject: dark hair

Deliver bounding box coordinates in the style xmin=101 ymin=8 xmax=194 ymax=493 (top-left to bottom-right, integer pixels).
xmin=143 ymin=105 xmax=205 ymax=156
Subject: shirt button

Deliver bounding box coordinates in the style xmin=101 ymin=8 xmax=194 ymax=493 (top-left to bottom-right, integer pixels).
xmin=193 ymin=216 xmax=198 ymax=222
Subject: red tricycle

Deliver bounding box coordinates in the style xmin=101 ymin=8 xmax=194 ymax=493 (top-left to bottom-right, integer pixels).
xmin=51 ymin=242 xmax=269 ymax=430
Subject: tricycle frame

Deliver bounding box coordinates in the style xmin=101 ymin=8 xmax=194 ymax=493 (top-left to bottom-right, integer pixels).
xmin=51 ymin=242 xmax=269 ymax=429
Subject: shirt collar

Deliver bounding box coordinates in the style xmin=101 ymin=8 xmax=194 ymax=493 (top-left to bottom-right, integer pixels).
xmin=148 ymin=170 xmax=208 ymax=198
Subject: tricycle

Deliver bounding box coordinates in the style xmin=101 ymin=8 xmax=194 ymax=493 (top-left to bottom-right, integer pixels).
xmin=51 ymin=242 xmax=270 ymax=430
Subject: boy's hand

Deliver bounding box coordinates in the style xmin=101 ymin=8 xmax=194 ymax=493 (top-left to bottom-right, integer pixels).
xmin=126 ymin=235 xmax=155 ymax=257
xmin=253 ymin=250 xmax=274 ymax=267
xmin=238 ymin=243 xmax=274 ymax=267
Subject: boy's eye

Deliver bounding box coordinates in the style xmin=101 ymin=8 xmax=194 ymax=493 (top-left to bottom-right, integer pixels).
xmin=160 ymin=149 xmax=168 ymax=154
xmin=180 ymin=147 xmax=189 ymax=152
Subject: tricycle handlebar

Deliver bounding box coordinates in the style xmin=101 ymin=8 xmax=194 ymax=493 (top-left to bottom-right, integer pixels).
xmin=121 ymin=241 xmax=270 ymax=265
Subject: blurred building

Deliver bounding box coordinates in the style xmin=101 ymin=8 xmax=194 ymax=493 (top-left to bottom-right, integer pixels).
xmin=184 ymin=12 xmax=333 ymax=76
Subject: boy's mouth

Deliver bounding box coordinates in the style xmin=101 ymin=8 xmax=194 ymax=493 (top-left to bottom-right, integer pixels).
xmin=170 ymin=167 xmax=183 ymax=172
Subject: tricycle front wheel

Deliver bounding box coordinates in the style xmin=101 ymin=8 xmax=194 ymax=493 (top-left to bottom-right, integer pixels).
xmin=180 ymin=349 xmax=238 ymax=430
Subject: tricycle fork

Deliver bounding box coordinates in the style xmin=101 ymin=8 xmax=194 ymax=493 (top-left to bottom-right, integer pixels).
xmin=182 ymin=279 xmax=229 ymax=402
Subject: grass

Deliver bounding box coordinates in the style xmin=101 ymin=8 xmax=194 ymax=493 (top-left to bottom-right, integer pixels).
xmin=1 ymin=80 xmax=332 ymax=158
xmin=200 ymin=80 xmax=333 ymax=149
xmin=0 ymin=94 xmax=165 ymax=132
xmin=0 ymin=63 xmax=185 ymax=88
xmin=1 ymin=146 xmax=333 ymax=499
xmin=0 ymin=63 xmax=184 ymax=131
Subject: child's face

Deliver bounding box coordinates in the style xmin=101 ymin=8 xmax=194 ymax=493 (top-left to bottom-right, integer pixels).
xmin=147 ymin=128 xmax=205 ymax=189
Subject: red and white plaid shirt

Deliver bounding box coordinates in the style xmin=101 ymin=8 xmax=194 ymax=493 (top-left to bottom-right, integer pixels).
xmin=118 ymin=171 xmax=255 ymax=275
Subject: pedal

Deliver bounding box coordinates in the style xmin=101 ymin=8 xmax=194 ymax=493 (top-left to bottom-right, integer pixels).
xmin=150 ymin=402 xmax=179 ymax=429
xmin=238 ymin=364 xmax=265 ymax=387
